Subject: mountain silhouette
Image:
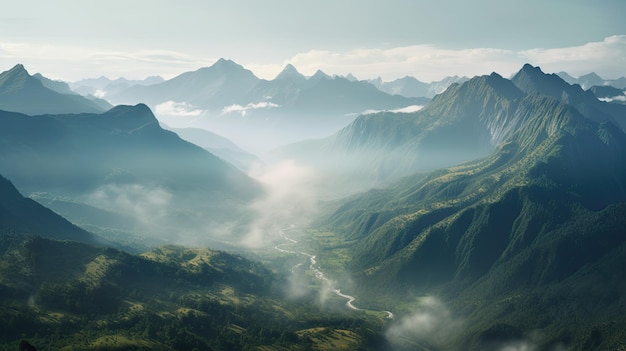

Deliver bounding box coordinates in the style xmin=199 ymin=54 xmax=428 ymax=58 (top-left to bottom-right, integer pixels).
xmin=0 ymin=104 xmax=262 ymax=246
xmin=319 ymin=64 xmax=626 ymax=350
xmin=0 ymin=64 xmax=108 ymax=115
xmin=0 ymin=174 xmax=98 ymax=244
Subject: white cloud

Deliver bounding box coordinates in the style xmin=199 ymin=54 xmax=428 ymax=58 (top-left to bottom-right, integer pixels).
xmin=386 ymin=296 xmax=464 ymax=348
xmin=357 ymin=105 xmax=424 ymax=116
xmin=520 ymin=35 xmax=626 ymax=78
xmin=88 ymin=183 xmax=172 ymax=224
xmin=93 ymin=89 xmax=107 ymax=98
xmin=155 ymin=100 xmax=206 ymax=117
xmin=221 ymin=101 xmax=279 ymax=117
xmin=286 ymin=46 xmax=523 ymax=82
xmin=599 ymin=95 xmax=626 ymax=103
xmin=241 ymin=160 xmax=319 ymax=248
xmin=0 ymin=42 xmax=213 ymax=80
xmin=2 ymin=36 xmax=626 ymax=84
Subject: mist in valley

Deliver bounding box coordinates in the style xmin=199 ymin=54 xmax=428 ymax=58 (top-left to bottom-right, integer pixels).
xmin=1 ymin=11 xmax=626 ymax=346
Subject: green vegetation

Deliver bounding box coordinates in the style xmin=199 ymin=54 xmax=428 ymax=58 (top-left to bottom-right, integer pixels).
xmin=0 ymin=235 xmax=388 ymax=351
xmin=311 ymin=69 xmax=626 ymax=350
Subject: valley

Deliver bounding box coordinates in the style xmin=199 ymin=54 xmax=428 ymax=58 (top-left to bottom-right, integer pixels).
xmin=1 ymin=57 xmax=626 ymax=351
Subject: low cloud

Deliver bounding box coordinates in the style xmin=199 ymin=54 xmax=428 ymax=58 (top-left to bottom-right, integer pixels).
xmin=87 ymin=183 xmax=172 ymax=225
xmin=355 ymin=104 xmax=424 ymax=116
xmin=386 ymin=296 xmax=463 ymax=349
xmin=278 ymin=36 xmax=626 ymax=82
xmin=93 ymin=89 xmax=107 ymax=98
xmin=155 ymin=100 xmax=206 ymax=117
xmin=599 ymin=95 xmax=626 ymax=103
xmin=221 ymin=101 xmax=279 ymax=117
xmin=0 ymin=42 xmax=213 ymax=81
xmin=519 ymin=35 xmax=626 ymax=79
xmin=3 ymin=36 xmax=625 ymax=87
xmin=240 ymin=160 xmax=319 ymax=248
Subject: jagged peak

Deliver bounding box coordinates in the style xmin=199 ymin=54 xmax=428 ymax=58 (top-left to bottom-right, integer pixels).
xmin=433 ymin=71 xmax=522 ymax=103
xmin=579 ymin=72 xmax=604 ymax=80
xmin=517 ymin=63 xmax=544 ymax=77
xmin=9 ymin=63 xmax=27 ymax=72
xmin=212 ymin=58 xmax=241 ymax=68
xmin=3 ymin=63 xmax=30 ymax=77
xmin=275 ymin=63 xmax=305 ymax=81
xmin=309 ymin=69 xmax=331 ymax=81
xmin=107 ymin=103 xmax=152 ymax=115
xmin=511 ymin=63 xmax=576 ymax=96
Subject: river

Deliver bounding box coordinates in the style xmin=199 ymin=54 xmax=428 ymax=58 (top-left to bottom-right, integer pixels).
xmin=275 ymin=226 xmax=393 ymax=319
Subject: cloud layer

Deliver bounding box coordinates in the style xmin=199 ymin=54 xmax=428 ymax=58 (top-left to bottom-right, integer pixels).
xmin=221 ymin=102 xmax=279 ymax=117
xmin=386 ymin=296 xmax=463 ymax=348
xmin=155 ymin=100 xmax=206 ymax=117
xmin=1 ymin=36 xmax=625 ymax=82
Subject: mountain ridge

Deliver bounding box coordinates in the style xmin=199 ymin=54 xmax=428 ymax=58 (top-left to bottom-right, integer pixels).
xmin=0 ymin=64 xmax=108 ymax=115
xmin=0 ymin=104 xmax=263 ymax=246
xmin=315 ymin=64 xmax=626 ymax=350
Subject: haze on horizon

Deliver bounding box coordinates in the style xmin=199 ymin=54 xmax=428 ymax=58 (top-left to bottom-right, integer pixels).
xmin=1 ymin=0 xmax=626 ymax=82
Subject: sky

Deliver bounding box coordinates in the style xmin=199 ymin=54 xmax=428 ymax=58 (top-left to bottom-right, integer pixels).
xmin=1 ymin=0 xmax=626 ymax=82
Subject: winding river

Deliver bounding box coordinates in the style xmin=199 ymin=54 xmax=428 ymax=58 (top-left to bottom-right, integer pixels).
xmin=275 ymin=226 xmax=393 ymax=319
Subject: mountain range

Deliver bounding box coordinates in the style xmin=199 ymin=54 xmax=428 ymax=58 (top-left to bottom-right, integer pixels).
xmin=1 ymin=59 xmax=625 ymax=350
xmin=275 ymin=64 xmax=626 ymax=196
xmin=0 ymin=104 xmax=262 ymax=248
xmin=557 ymin=71 xmax=626 ymax=90
xmin=70 ymin=75 xmax=164 ymax=98
xmin=105 ymin=58 xmax=429 ymax=151
xmin=166 ymin=126 xmax=260 ymax=172
xmin=0 ymin=64 xmax=111 ymax=115
xmin=368 ymin=75 xmax=469 ymax=98
xmin=315 ymin=64 xmax=626 ymax=350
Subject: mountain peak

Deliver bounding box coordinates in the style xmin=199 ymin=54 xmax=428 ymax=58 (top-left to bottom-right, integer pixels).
xmin=3 ymin=64 xmax=31 ymax=79
xmin=9 ymin=63 xmax=28 ymax=73
xmin=0 ymin=64 xmax=41 ymax=94
xmin=212 ymin=58 xmax=240 ymax=68
xmin=518 ymin=63 xmax=544 ymax=76
xmin=275 ymin=63 xmax=305 ymax=82
xmin=309 ymin=69 xmax=331 ymax=81
xmin=511 ymin=63 xmax=571 ymax=96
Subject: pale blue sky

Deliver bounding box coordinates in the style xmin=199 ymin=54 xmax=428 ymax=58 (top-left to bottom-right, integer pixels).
xmin=1 ymin=0 xmax=625 ymax=81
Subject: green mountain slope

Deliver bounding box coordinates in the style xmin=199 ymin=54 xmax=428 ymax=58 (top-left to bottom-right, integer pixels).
xmin=317 ymin=71 xmax=626 ymax=350
xmin=274 ymin=72 xmax=531 ymax=194
xmin=511 ymin=64 xmax=626 ymax=130
xmin=0 ymin=65 xmax=107 ymax=115
xmin=0 ymin=235 xmax=385 ymax=350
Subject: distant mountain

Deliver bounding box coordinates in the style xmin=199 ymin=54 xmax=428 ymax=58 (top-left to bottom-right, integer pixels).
xmin=275 ymin=63 xmax=626 ymax=195
xmin=274 ymin=63 xmax=307 ymax=85
xmin=168 ymin=127 xmax=260 ymax=172
xmin=0 ymin=174 xmax=98 ymax=244
xmin=589 ymin=85 xmax=626 ymax=104
xmin=70 ymin=75 xmax=164 ymax=98
xmin=0 ymin=64 xmax=108 ymax=115
xmin=109 ymin=58 xmax=260 ymax=108
xmin=0 ymin=104 xmax=262 ymax=246
xmin=30 ymin=72 xmax=114 ymax=111
xmin=318 ymin=66 xmax=626 ymax=350
xmin=557 ymin=70 xmax=626 ymax=89
xmin=32 ymin=73 xmax=75 ymax=95
xmin=275 ymin=71 xmax=527 ymax=194
xmin=108 ymin=59 xmax=426 ymax=151
xmin=369 ymin=75 xmax=469 ymax=98
xmin=512 ymin=64 xmax=626 ymax=130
